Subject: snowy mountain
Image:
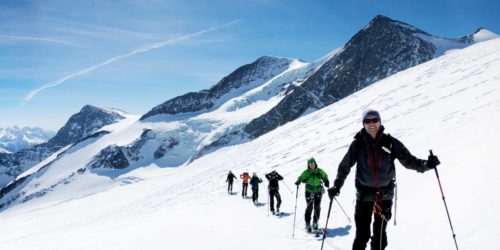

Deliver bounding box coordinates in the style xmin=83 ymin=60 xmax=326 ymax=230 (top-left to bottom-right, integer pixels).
xmin=0 ymin=16 xmax=498 ymax=209
xmin=140 ymin=56 xmax=296 ymax=120
xmin=243 ymin=15 xmax=483 ymax=139
xmin=0 ymin=35 xmax=498 ymax=249
xmin=133 ymin=15 xmax=496 ymax=163
xmin=0 ymin=105 xmax=126 ymax=188
xmin=0 ymin=126 xmax=55 ymax=154
xmin=142 ymin=15 xmax=496 ymax=165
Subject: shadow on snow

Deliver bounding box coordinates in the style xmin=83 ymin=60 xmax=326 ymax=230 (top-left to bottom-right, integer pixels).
xmin=324 ymin=225 xmax=352 ymax=238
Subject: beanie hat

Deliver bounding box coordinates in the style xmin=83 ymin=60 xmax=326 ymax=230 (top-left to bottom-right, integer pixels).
xmin=362 ymin=109 xmax=381 ymax=122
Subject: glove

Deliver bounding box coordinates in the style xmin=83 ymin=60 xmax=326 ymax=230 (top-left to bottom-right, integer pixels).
xmin=295 ymin=180 xmax=301 ymax=186
xmin=324 ymin=180 xmax=330 ymax=188
xmin=427 ymin=154 xmax=441 ymax=169
xmin=328 ymin=186 xmax=340 ymax=200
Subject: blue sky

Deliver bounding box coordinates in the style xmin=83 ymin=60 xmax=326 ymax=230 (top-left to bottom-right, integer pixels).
xmin=1 ymin=0 xmax=499 ymax=131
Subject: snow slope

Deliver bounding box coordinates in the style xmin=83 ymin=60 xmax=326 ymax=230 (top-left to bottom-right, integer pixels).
xmin=0 ymin=56 xmax=331 ymax=210
xmin=0 ymin=38 xmax=499 ymax=250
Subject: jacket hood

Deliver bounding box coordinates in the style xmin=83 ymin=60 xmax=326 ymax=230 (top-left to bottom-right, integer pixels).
xmin=307 ymin=157 xmax=318 ymax=168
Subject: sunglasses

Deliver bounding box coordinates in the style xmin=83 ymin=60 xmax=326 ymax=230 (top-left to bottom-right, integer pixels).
xmin=363 ymin=118 xmax=380 ymax=124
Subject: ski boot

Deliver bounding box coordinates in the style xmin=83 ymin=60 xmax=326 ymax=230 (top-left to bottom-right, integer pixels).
xmin=305 ymin=223 xmax=312 ymax=233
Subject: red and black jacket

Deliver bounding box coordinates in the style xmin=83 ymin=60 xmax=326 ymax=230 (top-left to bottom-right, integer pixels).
xmin=333 ymin=126 xmax=430 ymax=201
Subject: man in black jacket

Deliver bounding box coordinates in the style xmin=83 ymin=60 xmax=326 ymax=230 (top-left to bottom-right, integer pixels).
xmin=226 ymin=171 xmax=237 ymax=194
xmin=265 ymin=170 xmax=284 ymax=215
xmin=250 ymin=172 xmax=263 ymax=205
xmin=328 ymin=109 xmax=440 ymax=250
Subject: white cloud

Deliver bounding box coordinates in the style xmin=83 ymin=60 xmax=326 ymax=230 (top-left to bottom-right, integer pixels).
xmin=24 ymin=20 xmax=240 ymax=102
xmin=0 ymin=35 xmax=84 ymax=48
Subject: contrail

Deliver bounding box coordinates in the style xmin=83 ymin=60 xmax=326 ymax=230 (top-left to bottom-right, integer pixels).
xmin=24 ymin=20 xmax=240 ymax=101
xmin=0 ymin=35 xmax=84 ymax=47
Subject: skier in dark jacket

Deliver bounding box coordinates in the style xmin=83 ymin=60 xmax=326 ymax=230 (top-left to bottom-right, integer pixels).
xmin=265 ymin=170 xmax=284 ymax=215
xmin=226 ymin=171 xmax=237 ymax=194
xmin=295 ymin=158 xmax=329 ymax=232
xmin=328 ymin=109 xmax=441 ymax=250
xmin=250 ymin=172 xmax=263 ymax=205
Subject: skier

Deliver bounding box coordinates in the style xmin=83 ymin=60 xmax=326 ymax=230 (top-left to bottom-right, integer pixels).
xmin=295 ymin=158 xmax=329 ymax=233
xmin=226 ymin=170 xmax=237 ymax=194
xmin=265 ymin=170 xmax=284 ymax=215
xmin=240 ymin=172 xmax=251 ymax=198
xmin=327 ymin=109 xmax=441 ymax=250
xmin=250 ymin=172 xmax=263 ymax=205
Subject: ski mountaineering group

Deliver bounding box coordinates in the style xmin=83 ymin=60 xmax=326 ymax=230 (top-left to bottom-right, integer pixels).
xmin=225 ymin=110 xmax=444 ymax=250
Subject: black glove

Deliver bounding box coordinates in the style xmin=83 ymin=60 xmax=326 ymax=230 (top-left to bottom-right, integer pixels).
xmin=427 ymin=154 xmax=441 ymax=169
xmin=295 ymin=180 xmax=301 ymax=186
xmin=328 ymin=186 xmax=340 ymax=200
xmin=324 ymin=180 xmax=330 ymax=188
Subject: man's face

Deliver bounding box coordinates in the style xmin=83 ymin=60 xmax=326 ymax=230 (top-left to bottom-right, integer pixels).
xmin=308 ymin=162 xmax=316 ymax=169
xmin=363 ymin=115 xmax=381 ymax=138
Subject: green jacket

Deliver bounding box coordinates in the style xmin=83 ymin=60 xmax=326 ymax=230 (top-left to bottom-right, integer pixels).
xmin=296 ymin=168 xmax=329 ymax=194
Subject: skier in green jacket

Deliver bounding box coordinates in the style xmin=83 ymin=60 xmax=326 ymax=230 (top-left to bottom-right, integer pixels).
xmin=295 ymin=157 xmax=329 ymax=232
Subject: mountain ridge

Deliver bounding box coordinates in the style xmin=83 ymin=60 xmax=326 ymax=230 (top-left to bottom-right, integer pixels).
xmin=0 ymin=15 xmax=498 ymax=211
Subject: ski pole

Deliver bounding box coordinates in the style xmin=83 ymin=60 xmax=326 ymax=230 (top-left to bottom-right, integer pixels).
xmin=292 ymin=185 xmax=299 ymax=238
xmin=394 ymin=180 xmax=397 ymax=226
xmin=320 ymin=197 xmax=334 ymax=250
xmin=430 ymin=150 xmax=459 ymax=250
xmin=282 ymin=181 xmax=294 ymax=194
xmin=267 ymin=183 xmax=270 ymax=217
xmin=334 ymin=197 xmax=351 ymax=224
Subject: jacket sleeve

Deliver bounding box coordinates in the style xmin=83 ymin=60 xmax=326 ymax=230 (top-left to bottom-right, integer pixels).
xmin=297 ymin=170 xmax=307 ymax=183
xmin=265 ymin=174 xmax=271 ymax=180
xmin=334 ymin=141 xmax=357 ymax=188
xmin=392 ymin=138 xmax=430 ymax=173
xmin=319 ymin=169 xmax=329 ymax=186
xmin=320 ymin=169 xmax=329 ymax=182
xmin=277 ymin=174 xmax=284 ymax=180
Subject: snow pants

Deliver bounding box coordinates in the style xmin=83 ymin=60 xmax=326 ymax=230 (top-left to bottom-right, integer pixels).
xmin=353 ymin=199 xmax=393 ymax=250
xmin=242 ymin=183 xmax=248 ymax=197
xmin=269 ymin=189 xmax=282 ymax=212
xmin=227 ymin=181 xmax=234 ymax=193
xmin=304 ymin=192 xmax=322 ymax=225
xmin=252 ymin=187 xmax=259 ymax=203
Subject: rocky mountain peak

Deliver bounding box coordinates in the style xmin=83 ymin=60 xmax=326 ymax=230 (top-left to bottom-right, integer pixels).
xmin=140 ymin=56 xmax=294 ymax=120
xmin=48 ymin=105 xmax=125 ymax=147
xmin=243 ymin=15 xmax=438 ymax=139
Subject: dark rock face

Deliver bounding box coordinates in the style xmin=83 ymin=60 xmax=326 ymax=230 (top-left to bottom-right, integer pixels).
xmin=0 ymin=105 xmax=125 ymax=187
xmin=88 ymin=145 xmax=131 ymax=169
xmin=140 ymin=56 xmax=293 ymax=120
xmin=88 ymin=129 xmax=180 ymax=170
xmin=154 ymin=137 xmax=179 ymax=159
xmin=48 ymin=105 xmax=125 ymax=147
xmin=244 ymin=15 xmax=436 ymax=138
